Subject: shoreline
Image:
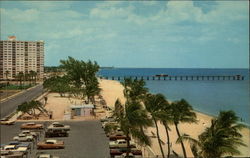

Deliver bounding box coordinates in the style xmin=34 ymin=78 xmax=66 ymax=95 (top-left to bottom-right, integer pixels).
xmin=193 ymin=109 xmax=250 ymax=129
xmin=99 ymin=79 xmax=250 ymax=157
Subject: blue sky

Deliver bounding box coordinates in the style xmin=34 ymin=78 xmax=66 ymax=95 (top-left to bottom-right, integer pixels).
xmin=0 ymin=1 xmax=249 ymax=68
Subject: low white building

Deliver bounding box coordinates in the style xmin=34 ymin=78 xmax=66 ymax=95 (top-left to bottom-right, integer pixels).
xmin=70 ymin=104 xmax=95 ymax=117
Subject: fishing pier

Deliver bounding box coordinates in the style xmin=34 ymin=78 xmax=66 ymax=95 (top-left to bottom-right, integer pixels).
xmin=99 ymin=75 xmax=245 ymax=81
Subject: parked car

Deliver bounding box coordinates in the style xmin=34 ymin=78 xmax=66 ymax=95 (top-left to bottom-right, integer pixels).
xmin=21 ymin=122 xmax=43 ymax=129
xmin=106 ymin=128 xmax=124 ymax=137
xmin=37 ymin=139 xmax=64 ymax=149
xmin=36 ymin=152 xmax=60 ymax=158
xmin=21 ymin=130 xmax=39 ymax=138
xmin=45 ymin=129 xmax=69 ymax=137
xmin=110 ymin=148 xmax=142 ymax=157
xmin=13 ymin=133 xmax=34 ymax=142
xmin=102 ymin=122 xmax=118 ymax=129
xmin=0 ymin=150 xmax=24 ymax=158
xmin=0 ymin=118 xmax=15 ymax=125
xmin=47 ymin=122 xmax=70 ymax=131
xmin=8 ymin=141 xmax=32 ymax=150
xmin=114 ymin=153 xmax=142 ymax=158
xmin=109 ymin=134 xmax=130 ymax=141
xmin=109 ymin=139 xmax=136 ymax=149
xmin=1 ymin=145 xmax=28 ymax=155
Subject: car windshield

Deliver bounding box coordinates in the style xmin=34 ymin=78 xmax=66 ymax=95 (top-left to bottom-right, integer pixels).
xmin=54 ymin=124 xmax=63 ymax=127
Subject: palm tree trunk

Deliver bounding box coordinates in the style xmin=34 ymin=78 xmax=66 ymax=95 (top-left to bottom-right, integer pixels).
xmin=126 ymin=133 xmax=130 ymax=156
xmin=163 ymin=121 xmax=171 ymax=158
xmin=154 ymin=118 xmax=165 ymax=158
xmin=175 ymin=122 xmax=187 ymax=158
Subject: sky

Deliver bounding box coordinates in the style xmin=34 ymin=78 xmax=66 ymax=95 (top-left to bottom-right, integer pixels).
xmin=0 ymin=1 xmax=249 ymax=68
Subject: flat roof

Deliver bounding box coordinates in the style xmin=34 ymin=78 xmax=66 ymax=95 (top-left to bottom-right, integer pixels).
xmin=70 ymin=104 xmax=94 ymax=109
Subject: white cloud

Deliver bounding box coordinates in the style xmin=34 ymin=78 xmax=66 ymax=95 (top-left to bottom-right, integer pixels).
xmin=95 ymin=1 xmax=122 ymax=8
xmin=140 ymin=1 xmax=158 ymax=6
xmin=90 ymin=5 xmax=134 ymax=19
xmin=1 ymin=8 xmax=40 ymax=22
xmin=21 ymin=1 xmax=73 ymax=11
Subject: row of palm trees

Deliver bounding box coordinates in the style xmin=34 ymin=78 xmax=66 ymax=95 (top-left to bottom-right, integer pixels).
xmin=4 ymin=70 xmax=38 ymax=87
xmin=112 ymin=78 xmax=246 ymax=158
xmin=17 ymin=70 xmax=38 ymax=86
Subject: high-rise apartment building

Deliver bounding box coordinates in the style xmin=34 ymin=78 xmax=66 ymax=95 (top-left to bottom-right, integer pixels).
xmin=0 ymin=36 xmax=44 ymax=80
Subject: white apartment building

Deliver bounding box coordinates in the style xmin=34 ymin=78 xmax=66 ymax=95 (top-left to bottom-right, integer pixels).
xmin=0 ymin=36 xmax=44 ymax=80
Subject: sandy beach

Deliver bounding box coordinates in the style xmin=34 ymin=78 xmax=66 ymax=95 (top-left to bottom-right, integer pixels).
xmin=16 ymin=79 xmax=249 ymax=157
xmin=99 ymin=79 xmax=250 ymax=157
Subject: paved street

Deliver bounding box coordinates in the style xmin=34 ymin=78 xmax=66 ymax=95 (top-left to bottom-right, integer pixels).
xmin=0 ymin=120 xmax=110 ymax=158
xmin=0 ymin=84 xmax=44 ymax=119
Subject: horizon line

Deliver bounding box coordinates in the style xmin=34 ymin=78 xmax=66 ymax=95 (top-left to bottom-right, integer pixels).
xmin=44 ymin=66 xmax=249 ymax=69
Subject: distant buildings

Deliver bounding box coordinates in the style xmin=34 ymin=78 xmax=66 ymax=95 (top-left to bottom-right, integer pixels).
xmin=0 ymin=36 xmax=44 ymax=80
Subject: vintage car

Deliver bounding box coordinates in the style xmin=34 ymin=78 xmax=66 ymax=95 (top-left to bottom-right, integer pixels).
xmin=106 ymin=128 xmax=124 ymax=137
xmin=45 ymin=129 xmax=69 ymax=137
xmin=8 ymin=141 xmax=32 ymax=150
xmin=110 ymin=148 xmax=142 ymax=157
xmin=102 ymin=121 xmax=118 ymax=129
xmin=47 ymin=122 xmax=70 ymax=131
xmin=36 ymin=152 xmax=60 ymax=158
xmin=1 ymin=145 xmax=28 ymax=155
xmin=0 ymin=150 xmax=24 ymax=158
xmin=21 ymin=130 xmax=39 ymax=138
xmin=109 ymin=139 xmax=136 ymax=149
xmin=37 ymin=139 xmax=64 ymax=149
xmin=21 ymin=122 xmax=44 ymax=129
xmin=109 ymin=134 xmax=130 ymax=141
xmin=114 ymin=153 xmax=143 ymax=158
xmin=0 ymin=118 xmax=15 ymax=125
xmin=13 ymin=133 xmax=34 ymax=142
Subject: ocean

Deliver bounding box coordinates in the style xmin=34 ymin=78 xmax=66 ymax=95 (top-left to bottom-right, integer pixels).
xmin=98 ymin=68 xmax=250 ymax=125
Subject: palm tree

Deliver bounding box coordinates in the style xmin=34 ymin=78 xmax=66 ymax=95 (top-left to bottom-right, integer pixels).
xmin=171 ymin=99 xmax=197 ymax=158
xmin=113 ymin=99 xmax=152 ymax=156
xmin=17 ymin=72 xmax=24 ymax=88
xmin=122 ymin=78 xmax=148 ymax=102
xmin=180 ymin=110 xmax=246 ymax=158
xmin=29 ymin=70 xmax=37 ymax=84
xmin=4 ymin=70 xmax=10 ymax=86
xmin=24 ymin=72 xmax=30 ymax=85
xmin=33 ymin=71 xmax=37 ymax=84
xmin=159 ymin=99 xmax=173 ymax=158
xmin=144 ymin=93 xmax=169 ymax=158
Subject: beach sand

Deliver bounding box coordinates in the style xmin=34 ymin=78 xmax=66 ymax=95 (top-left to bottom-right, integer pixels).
xmin=99 ymin=79 xmax=250 ymax=157
xmin=17 ymin=79 xmax=249 ymax=157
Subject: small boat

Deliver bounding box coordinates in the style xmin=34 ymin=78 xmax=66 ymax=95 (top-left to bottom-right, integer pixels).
xmin=155 ymin=74 xmax=168 ymax=77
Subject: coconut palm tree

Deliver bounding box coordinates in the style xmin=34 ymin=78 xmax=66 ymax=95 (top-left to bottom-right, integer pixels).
xmin=159 ymin=99 xmax=173 ymax=158
xmin=29 ymin=70 xmax=37 ymax=84
xmin=17 ymin=72 xmax=24 ymax=88
xmin=180 ymin=110 xmax=246 ymax=158
xmin=122 ymin=78 xmax=148 ymax=102
xmin=144 ymin=93 xmax=169 ymax=158
xmin=4 ymin=70 xmax=10 ymax=86
xmin=113 ymin=99 xmax=152 ymax=156
xmin=171 ymin=99 xmax=197 ymax=158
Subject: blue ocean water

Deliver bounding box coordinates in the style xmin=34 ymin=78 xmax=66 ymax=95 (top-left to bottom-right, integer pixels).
xmin=98 ymin=68 xmax=250 ymax=125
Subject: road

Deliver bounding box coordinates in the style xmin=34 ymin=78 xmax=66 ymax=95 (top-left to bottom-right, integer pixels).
xmin=0 ymin=84 xmax=44 ymax=119
xmin=0 ymin=121 xmax=110 ymax=158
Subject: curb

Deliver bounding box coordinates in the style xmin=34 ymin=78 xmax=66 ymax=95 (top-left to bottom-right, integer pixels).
xmin=0 ymin=83 xmax=42 ymax=103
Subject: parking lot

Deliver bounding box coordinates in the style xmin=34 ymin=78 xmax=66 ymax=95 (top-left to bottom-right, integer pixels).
xmin=1 ymin=120 xmax=110 ymax=158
